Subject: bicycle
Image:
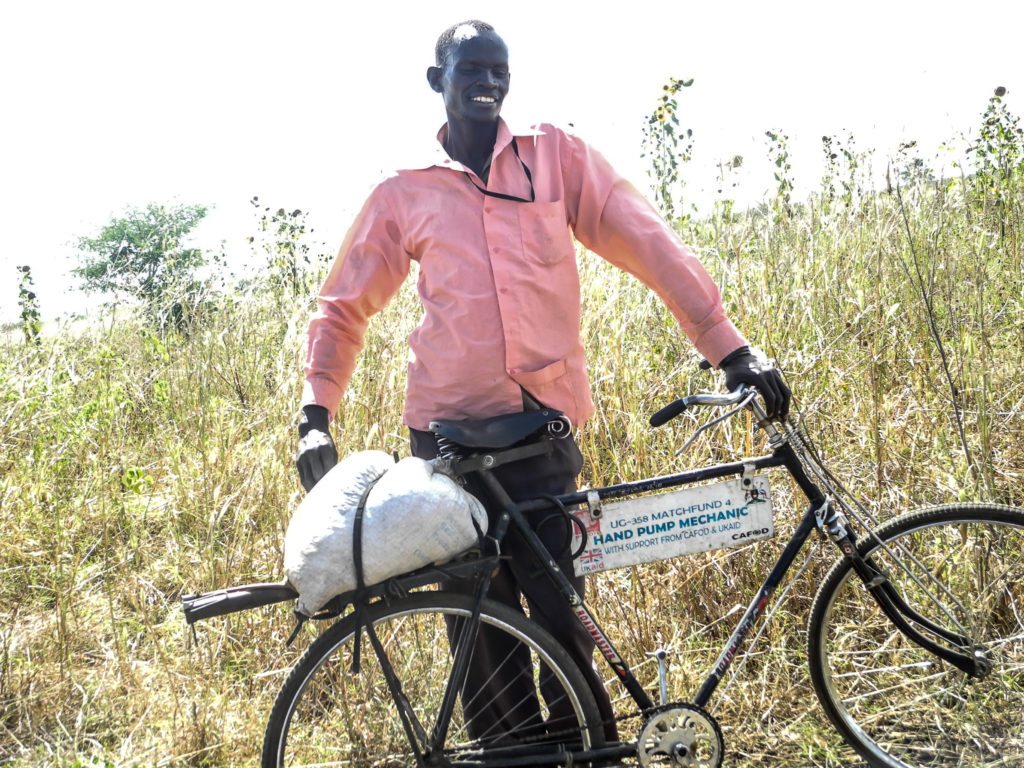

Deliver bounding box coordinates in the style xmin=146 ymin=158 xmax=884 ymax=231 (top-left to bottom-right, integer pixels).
xmin=183 ymin=386 xmax=1024 ymax=768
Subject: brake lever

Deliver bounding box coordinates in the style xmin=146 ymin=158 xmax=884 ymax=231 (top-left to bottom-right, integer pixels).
xmin=674 ymin=389 xmax=758 ymax=456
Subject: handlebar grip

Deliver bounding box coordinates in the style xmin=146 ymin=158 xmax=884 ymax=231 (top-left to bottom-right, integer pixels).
xmin=650 ymin=399 xmax=687 ymax=428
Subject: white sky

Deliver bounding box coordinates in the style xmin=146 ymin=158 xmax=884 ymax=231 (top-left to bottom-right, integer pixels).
xmin=1 ymin=0 xmax=1021 ymax=325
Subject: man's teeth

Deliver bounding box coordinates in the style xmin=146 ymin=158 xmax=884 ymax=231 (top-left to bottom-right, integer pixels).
xmin=471 ymin=96 xmax=496 ymax=103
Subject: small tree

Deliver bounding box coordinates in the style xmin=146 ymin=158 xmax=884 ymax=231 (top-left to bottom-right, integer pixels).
xmin=246 ymin=196 xmax=330 ymax=304
xmin=641 ymin=77 xmax=695 ymax=227
xmin=970 ymin=87 xmax=1023 ymax=187
xmin=17 ymin=265 xmax=42 ymax=344
xmin=73 ymin=203 xmax=209 ymax=325
xmin=966 ymin=87 xmax=1024 ymax=242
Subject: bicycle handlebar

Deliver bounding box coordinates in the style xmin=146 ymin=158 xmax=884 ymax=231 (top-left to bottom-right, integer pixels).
xmin=649 ymin=399 xmax=688 ymax=427
xmin=649 ymin=387 xmax=756 ymax=428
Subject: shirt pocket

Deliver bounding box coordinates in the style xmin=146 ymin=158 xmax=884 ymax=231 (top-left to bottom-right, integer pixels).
xmin=509 ymin=357 xmax=566 ymax=389
xmin=517 ymin=199 xmax=574 ymax=265
xmin=509 ymin=358 xmax=578 ymax=420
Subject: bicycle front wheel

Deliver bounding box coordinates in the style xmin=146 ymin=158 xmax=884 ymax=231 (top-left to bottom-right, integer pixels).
xmin=262 ymin=591 xmax=606 ymax=767
xmin=808 ymin=503 xmax=1024 ymax=768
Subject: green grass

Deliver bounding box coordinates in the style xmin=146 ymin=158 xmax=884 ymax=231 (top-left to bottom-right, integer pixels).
xmin=1 ymin=135 xmax=1022 ymax=766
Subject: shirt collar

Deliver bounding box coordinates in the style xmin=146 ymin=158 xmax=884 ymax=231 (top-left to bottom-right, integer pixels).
xmin=405 ymin=118 xmax=546 ymax=172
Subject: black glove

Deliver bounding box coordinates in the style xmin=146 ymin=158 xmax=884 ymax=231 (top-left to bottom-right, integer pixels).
xmin=296 ymin=405 xmax=338 ymax=492
xmin=719 ymin=346 xmax=791 ymax=420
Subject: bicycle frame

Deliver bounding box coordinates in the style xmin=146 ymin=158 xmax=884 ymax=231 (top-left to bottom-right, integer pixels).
xmin=470 ymin=437 xmax=823 ymax=716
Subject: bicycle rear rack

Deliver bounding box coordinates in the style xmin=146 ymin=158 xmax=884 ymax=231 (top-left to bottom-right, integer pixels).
xmin=182 ymin=553 xmax=501 ymax=625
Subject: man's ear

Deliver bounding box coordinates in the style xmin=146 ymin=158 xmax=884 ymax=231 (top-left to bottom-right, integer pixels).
xmin=426 ymin=66 xmax=443 ymax=93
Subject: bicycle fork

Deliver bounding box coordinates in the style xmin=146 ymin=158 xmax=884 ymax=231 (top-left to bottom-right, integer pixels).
xmin=815 ymin=499 xmax=990 ymax=679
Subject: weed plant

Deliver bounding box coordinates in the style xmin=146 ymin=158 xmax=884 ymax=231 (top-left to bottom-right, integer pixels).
xmin=1 ymin=95 xmax=1022 ymax=766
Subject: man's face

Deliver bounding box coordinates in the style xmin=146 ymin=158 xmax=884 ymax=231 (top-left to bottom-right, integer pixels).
xmin=430 ymin=28 xmax=510 ymax=125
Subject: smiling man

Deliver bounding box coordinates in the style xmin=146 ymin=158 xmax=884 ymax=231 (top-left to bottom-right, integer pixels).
xmin=296 ymin=19 xmax=789 ymax=744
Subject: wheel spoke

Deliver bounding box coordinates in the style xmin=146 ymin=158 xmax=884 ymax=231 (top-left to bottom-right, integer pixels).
xmin=262 ymin=593 xmax=604 ymax=767
xmin=809 ymin=505 xmax=1024 ymax=768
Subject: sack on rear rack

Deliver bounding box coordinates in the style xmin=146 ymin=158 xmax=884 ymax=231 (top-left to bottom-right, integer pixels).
xmin=284 ymin=451 xmax=487 ymax=616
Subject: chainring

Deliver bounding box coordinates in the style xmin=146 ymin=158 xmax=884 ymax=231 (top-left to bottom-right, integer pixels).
xmin=636 ymin=703 xmax=724 ymax=768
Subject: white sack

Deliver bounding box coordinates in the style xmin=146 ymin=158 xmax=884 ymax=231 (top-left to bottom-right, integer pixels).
xmin=284 ymin=451 xmax=487 ymax=616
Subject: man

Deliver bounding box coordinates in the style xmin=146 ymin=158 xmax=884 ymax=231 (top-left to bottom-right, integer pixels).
xmin=296 ymin=19 xmax=789 ymax=743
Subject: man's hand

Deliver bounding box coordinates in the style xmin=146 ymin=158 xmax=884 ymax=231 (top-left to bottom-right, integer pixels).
xmin=719 ymin=346 xmax=791 ymax=419
xmin=296 ymin=405 xmax=338 ymax=492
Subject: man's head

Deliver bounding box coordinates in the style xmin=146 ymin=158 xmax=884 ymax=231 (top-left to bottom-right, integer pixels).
xmin=427 ymin=21 xmax=509 ymax=126
xmin=434 ymin=20 xmax=495 ymax=68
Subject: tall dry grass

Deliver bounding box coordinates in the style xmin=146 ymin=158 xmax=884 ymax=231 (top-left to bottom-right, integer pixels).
xmin=2 ymin=110 xmax=1022 ymax=766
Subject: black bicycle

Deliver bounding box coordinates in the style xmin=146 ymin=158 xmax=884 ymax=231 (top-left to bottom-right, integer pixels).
xmin=184 ymin=387 xmax=1024 ymax=768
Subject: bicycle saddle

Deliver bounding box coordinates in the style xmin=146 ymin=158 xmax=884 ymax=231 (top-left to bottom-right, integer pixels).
xmin=428 ymin=409 xmax=569 ymax=449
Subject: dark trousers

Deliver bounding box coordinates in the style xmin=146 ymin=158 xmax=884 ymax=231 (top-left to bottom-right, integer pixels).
xmin=409 ymin=427 xmax=617 ymax=743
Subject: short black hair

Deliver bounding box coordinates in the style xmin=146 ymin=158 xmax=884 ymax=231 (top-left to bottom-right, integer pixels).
xmin=435 ymin=20 xmax=496 ymax=67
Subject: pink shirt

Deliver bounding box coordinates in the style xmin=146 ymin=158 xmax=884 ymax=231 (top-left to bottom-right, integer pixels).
xmin=303 ymin=119 xmax=746 ymax=431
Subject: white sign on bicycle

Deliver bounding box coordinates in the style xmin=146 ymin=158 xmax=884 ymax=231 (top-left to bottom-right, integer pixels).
xmin=572 ymin=477 xmax=774 ymax=576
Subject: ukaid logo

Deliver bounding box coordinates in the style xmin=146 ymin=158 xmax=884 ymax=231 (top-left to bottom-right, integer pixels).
xmin=572 ymin=477 xmax=774 ymax=576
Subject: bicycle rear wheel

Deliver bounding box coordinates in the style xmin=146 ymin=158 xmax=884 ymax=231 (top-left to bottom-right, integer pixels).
xmin=262 ymin=591 xmax=606 ymax=767
xmin=808 ymin=503 xmax=1024 ymax=768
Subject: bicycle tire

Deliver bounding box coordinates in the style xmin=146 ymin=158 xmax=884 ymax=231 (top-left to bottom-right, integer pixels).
xmin=262 ymin=590 xmax=607 ymax=767
xmin=808 ymin=503 xmax=1024 ymax=768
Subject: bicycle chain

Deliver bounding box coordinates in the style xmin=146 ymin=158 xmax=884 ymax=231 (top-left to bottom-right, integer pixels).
xmin=523 ymin=704 xmax=723 ymax=766
xmin=484 ymin=709 xmax=645 ymax=747
xmin=484 ymin=704 xmax=718 ymax=763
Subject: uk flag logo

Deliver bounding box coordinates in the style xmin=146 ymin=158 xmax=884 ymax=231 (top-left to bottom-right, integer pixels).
xmin=579 ymin=550 xmax=604 ymax=571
